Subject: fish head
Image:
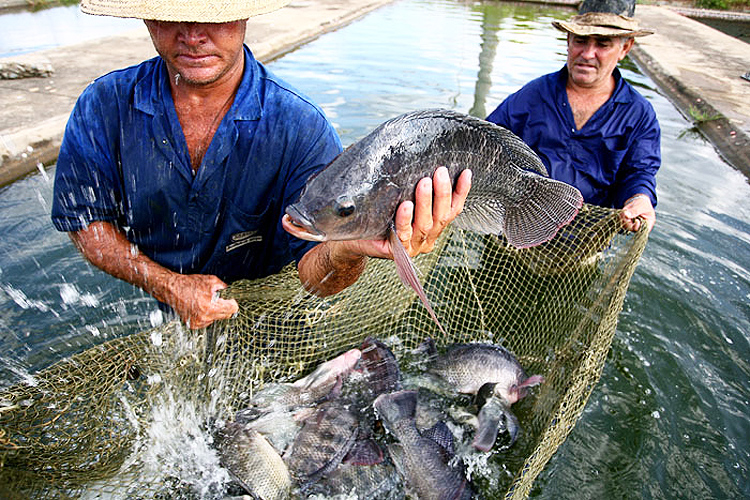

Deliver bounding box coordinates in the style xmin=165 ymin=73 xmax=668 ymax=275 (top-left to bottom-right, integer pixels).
xmin=284 ymin=137 xmax=403 ymax=242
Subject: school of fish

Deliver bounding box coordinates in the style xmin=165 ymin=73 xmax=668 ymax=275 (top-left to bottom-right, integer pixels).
xmin=214 ymin=337 xmax=544 ymax=499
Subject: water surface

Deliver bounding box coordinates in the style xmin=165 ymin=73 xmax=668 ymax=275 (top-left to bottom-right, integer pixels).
xmin=0 ymin=4 xmax=141 ymax=58
xmin=0 ymin=0 xmax=748 ymax=498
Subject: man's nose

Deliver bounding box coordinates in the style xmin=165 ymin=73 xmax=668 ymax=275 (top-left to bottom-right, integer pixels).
xmin=580 ymin=40 xmax=597 ymax=59
xmin=178 ymin=23 xmax=208 ymax=45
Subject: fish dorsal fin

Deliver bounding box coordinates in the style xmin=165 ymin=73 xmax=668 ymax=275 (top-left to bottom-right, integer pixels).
xmin=453 ymin=196 xmax=506 ymax=234
xmin=422 ymin=421 xmax=456 ymax=456
xmin=388 ymin=222 xmax=447 ymax=335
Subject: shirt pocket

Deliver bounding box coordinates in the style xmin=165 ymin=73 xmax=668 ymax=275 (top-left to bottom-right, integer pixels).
xmin=202 ymin=198 xmax=276 ymax=281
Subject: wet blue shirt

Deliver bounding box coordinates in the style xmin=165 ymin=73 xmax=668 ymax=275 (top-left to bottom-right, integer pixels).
xmin=52 ymin=46 xmax=342 ymax=283
xmin=486 ymin=66 xmax=660 ymax=208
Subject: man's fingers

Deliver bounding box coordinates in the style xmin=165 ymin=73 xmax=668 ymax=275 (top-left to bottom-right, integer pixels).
xmin=431 ymin=166 xmax=452 ymax=228
xmin=452 ymin=169 xmax=472 ymax=216
xmin=412 ymin=176 xmax=433 ymax=239
xmin=394 ymin=200 xmax=415 ymax=244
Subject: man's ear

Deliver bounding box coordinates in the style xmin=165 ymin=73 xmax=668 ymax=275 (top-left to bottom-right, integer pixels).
xmin=619 ymin=37 xmax=635 ymax=60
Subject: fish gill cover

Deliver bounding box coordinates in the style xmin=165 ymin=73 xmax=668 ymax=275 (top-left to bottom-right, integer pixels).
xmin=0 ymin=204 xmax=648 ymax=498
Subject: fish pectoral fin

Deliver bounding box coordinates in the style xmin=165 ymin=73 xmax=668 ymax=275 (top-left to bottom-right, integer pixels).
xmin=342 ymin=438 xmax=385 ymax=466
xmin=388 ymin=224 xmax=446 ymax=335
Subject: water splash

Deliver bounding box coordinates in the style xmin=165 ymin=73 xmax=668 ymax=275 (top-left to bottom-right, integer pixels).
xmin=1 ymin=283 xmax=58 ymax=316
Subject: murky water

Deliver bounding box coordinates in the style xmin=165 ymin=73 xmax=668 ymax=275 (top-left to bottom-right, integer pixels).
xmin=0 ymin=0 xmax=748 ymax=498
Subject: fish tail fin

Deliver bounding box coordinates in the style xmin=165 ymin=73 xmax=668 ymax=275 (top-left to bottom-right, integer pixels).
xmin=504 ymin=408 xmax=520 ymax=446
xmin=504 ymin=175 xmax=583 ymax=249
xmin=473 ymin=397 xmax=504 ymax=452
xmin=389 ymin=224 xmax=447 ymax=335
xmin=373 ymin=389 xmax=418 ymax=426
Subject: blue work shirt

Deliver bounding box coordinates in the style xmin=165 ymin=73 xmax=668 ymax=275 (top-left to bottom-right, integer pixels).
xmin=486 ymin=66 xmax=660 ymax=208
xmin=52 ymin=45 xmax=342 ymax=283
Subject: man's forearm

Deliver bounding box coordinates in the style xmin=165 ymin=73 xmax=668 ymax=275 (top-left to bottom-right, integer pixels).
xmin=297 ymin=241 xmax=368 ymax=297
xmin=69 ymin=221 xmax=178 ymax=305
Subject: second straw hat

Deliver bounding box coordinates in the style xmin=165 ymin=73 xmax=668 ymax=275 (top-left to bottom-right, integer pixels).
xmin=552 ymin=0 xmax=654 ymax=37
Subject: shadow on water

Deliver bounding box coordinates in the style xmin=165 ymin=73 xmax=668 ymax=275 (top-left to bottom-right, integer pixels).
xmin=0 ymin=0 xmax=749 ymax=498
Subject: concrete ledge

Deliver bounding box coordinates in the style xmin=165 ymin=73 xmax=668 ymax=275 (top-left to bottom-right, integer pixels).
xmin=631 ymin=5 xmax=750 ymax=177
xmin=632 ymin=45 xmax=750 ymax=178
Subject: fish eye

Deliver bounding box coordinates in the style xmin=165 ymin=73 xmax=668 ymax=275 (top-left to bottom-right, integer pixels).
xmin=334 ymin=196 xmax=355 ymax=217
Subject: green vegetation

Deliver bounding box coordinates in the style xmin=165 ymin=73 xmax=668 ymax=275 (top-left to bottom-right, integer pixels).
xmin=19 ymin=0 xmax=78 ymax=11
xmin=694 ymin=0 xmax=750 ymax=10
xmin=687 ymin=104 xmax=722 ymax=124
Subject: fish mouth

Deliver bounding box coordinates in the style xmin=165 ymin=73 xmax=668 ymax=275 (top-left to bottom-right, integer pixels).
xmin=283 ymin=206 xmax=326 ymax=242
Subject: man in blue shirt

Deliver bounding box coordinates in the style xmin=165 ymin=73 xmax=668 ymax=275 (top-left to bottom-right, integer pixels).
xmin=52 ymin=0 xmax=471 ymax=329
xmin=487 ymin=2 xmax=659 ymax=233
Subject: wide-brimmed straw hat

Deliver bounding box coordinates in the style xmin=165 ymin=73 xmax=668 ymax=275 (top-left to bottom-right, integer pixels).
xmin=553 ymin=12 xmax=654 ymax=37
xmin=80 ymin=0 xmax=291 ymax=23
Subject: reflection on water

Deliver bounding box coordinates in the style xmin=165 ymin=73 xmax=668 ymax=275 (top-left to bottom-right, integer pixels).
xmin=0 ymin=0 xmax=748 ymax=498
xmin=0 ymin=4 xmax=141 ymax=57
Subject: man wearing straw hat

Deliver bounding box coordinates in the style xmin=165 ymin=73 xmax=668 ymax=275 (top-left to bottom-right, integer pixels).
xmin=51 ymin=0 xmax=470 ymax=329
xmin=487 ymin=0 xmax=660 ymax=233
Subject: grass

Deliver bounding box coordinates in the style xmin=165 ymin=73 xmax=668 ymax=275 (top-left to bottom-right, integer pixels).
xmin=687 ymin=104 xmax=723 ymax=124
xmin=694 ymin=0 xmax=750 ymax=10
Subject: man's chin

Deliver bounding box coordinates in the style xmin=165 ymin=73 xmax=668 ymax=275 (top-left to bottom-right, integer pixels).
xmin=173 ymin=69 xmax=222 ymax=86
xmin=570 ymin=69 xmax=598 ymax=86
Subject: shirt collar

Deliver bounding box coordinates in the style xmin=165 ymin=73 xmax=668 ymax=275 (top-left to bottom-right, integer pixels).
xmin=133 ymin=45 xmax=263 ymax=120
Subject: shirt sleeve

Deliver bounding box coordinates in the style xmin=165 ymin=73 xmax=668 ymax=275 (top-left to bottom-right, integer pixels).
xmin=486 ymin=98 xmax=513 ymax=129
xmin=51 ymin=85 xmax=122 ymax=232
xmin=612 ymin=103 xmax=661 ymax=208
xmin=278 ymin=108 xmax=343 ymax=264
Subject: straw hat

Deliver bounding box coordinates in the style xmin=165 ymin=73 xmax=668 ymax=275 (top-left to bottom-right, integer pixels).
xmin=553 ymin=12 xmax=654 ymax=37
xmin=80 ymin=0 xmax=291 ymax=23
xmin=552 ymin=0 xmax=653 ymax=38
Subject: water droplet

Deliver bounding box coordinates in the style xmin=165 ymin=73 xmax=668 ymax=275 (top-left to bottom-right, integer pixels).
xmin=151 ymin=329 xmax=163 ymax=347
xmin=149 ymin=309 xmax=164 ymax=327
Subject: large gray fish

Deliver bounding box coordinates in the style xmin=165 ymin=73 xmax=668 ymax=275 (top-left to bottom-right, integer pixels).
xmin=309 ymin=459 xmax=403 ymax=499
xmin=428 ymin=342 xmax=544 ymax=451
xmin=283 ymin=404 xmax=360 ymax=492
xmin=284 ymin=109 xmax=583 ymax=333
xmin=216 ymin=424 xmax=292 ymax=500
xmin=374 ymin=390 xmax=473 ymax=500
xmin=226 ymin=348 xmax=361 ymax=463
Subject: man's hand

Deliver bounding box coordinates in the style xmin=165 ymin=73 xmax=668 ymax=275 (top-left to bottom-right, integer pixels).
xmin=297 ymin=167 xmax=472 ymax=296
xmin=70 ymin=221 xmax=237 ymax=330
xmin=620 ymin=194 xmax=655 ymax=233
xmin=164 ymin=274 xmax=238 ymax=329
xmin=340 ymin=167 xmax=473 ymax=260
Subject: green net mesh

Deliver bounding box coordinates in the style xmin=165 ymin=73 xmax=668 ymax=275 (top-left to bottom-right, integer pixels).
xmin=0 ymin=204 xmax=648 ymax=499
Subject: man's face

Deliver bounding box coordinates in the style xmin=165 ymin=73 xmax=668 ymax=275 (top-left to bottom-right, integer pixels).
xmin=144 ymin=20 xmax=247 ymax=87
xmin=566 ymin=34 xmax=634 ymax=88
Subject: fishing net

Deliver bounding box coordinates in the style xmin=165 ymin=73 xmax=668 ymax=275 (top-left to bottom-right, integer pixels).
xmin=0 ymin=204 xmax=648 ymax=499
